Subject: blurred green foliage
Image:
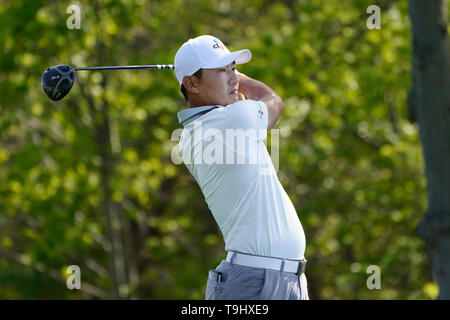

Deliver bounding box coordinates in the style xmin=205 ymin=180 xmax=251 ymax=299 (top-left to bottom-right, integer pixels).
xmin=0 ymin=0 xmax=442 ymax=299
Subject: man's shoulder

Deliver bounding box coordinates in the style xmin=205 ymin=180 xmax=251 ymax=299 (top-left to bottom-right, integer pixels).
xmin=227 ymin=99 xmax=263 ymax=108
xmin=221 ymin=99 xmax=265 ymax=117
xmin=177 ymin=105 xmax=222 ymax=126
xmin=223 ymin=100 xmax=267 ymax=126
xmin=179 ymin=100 xmax=267 ymax=130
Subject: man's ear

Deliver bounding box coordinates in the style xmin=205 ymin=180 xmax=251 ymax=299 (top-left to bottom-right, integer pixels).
xmin=182 ymin=76 xmax=200 ymax=94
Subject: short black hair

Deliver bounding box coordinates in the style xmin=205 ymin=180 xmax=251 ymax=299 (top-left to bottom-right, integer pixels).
xmin=181 ymin=69 xmax=203 ymax=102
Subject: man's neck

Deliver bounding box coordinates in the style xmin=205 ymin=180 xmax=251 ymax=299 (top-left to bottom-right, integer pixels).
xmin=188 ymin=98 xmax=205 ymax=108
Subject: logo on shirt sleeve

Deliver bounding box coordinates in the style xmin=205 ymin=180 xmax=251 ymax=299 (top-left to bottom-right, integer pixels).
xmin=258 ymin=105 xmax=264 ymax=119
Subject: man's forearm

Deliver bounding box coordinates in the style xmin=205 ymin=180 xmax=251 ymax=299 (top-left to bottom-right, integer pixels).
xmin=237 ymin=72 xmax=284 ymax=130
xmin=237 ymin=72 xmax=279 ymax=103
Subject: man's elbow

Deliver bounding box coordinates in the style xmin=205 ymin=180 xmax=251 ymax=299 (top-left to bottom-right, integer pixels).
xmin=267 ymin=97 xmax=285 ymax=131
xmin=276 ymin=96 xmax=285 ymax=114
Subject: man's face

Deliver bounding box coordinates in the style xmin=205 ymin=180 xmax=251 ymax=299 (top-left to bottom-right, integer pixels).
xmin=196 ymin=62 xmax=239 ymax=106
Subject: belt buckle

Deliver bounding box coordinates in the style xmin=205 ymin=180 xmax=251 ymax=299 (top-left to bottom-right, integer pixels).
xmin=297 ymin=260 xmax=306 ymax=275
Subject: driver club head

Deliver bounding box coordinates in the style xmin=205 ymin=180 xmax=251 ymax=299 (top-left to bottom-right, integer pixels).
xmin=41 ymin=65 xmax=75 ymax=101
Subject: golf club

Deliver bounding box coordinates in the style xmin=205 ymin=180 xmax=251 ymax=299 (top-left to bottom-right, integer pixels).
xmin=41 ymin=64 xmax=175 ymax=101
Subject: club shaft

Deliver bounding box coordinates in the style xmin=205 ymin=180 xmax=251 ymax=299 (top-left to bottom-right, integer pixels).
xmin=73 ymin=65 xmax=175 ymax=71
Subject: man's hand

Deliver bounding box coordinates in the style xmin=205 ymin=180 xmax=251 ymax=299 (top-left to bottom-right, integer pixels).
xmin=237 ymin=71 xmax=285 ymax=131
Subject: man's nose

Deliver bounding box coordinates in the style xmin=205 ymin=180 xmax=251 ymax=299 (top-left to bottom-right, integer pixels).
xmin=229 ymin=70 xmax=239 ymax=85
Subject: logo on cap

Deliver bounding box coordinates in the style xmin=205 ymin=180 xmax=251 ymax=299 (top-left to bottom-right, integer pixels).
xmin=212 ymin=39 xmax=225 ymax=50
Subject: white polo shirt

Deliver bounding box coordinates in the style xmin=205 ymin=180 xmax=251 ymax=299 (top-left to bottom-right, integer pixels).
xmin=177 ymin=100 xmax=306 ymax=259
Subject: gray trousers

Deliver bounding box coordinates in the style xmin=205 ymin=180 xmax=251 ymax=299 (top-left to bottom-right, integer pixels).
xmin=205 ymin=260 xmax=309 ymax=300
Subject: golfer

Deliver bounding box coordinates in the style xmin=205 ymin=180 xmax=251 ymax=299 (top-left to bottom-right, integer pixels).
xmin=174 ymin=35 xmax=308 ymax=300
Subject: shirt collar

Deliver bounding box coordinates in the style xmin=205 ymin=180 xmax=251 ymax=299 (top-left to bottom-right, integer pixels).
xmin=177 ymin=105 xmax=220 ymax=126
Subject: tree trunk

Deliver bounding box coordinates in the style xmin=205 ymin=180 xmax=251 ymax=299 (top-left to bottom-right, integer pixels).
xmin=408 ymin=0 xmax=450 ymax=299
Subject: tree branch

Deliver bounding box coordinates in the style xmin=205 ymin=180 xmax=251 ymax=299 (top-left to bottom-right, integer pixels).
xmin=0 ymin=248 xmax=109 ymax=299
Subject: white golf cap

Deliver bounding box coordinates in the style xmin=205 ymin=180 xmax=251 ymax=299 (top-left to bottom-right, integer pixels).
xmin=174 ymin=35 xmax=252 ymax=85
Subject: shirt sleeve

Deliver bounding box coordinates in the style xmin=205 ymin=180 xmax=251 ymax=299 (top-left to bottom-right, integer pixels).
xmin=222 ymin=100 xmax=268 ymax=132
